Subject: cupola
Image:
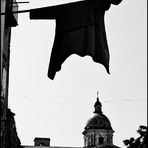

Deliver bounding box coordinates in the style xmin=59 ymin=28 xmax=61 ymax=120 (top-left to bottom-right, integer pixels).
xmin=82 ymin=93 xmax=114 ymax=147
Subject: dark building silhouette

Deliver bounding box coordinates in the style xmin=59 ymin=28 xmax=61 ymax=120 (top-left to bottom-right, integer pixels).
xmin=5 ymin=109 xmax=22 ymax=148
xmin=1 ymin=0 xmax=21 ymax=148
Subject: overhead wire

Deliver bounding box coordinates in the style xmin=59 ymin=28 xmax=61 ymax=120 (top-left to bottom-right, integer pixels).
xmin=9 ymin=95 xmax=147 ymax=105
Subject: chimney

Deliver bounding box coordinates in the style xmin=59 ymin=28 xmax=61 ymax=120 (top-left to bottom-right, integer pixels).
xmin=34 ymin=137 xmax=50 ymax=146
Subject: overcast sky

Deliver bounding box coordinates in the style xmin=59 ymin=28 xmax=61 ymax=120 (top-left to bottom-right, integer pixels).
xmin=8 ymin=0 xmax=147 ymax=147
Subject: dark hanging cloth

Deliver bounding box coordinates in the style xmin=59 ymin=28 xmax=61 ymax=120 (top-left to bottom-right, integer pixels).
xmin=30 ymin=0 xmax=122 ymax=80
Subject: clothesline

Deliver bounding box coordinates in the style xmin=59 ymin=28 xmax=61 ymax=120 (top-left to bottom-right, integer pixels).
xmin=0 ymin=9 xmax=31 ymax=15
xmin=0 ymin=0 xmax=83 ymax=15
xmin=0 ymin=0 xmax=121 ymax=15
xmin=1 ymin=1 xmax=30 ymax=15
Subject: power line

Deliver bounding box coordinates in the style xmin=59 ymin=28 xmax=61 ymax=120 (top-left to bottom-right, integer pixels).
xmin=9 ymin=95 xmax=147 ymax=105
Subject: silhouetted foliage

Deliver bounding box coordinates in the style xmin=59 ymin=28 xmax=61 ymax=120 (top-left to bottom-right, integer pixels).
xmin=123 ymin=125 xmax=147 ymax=148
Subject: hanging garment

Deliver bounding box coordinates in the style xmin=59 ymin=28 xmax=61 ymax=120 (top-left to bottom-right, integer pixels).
xmin=30 ymin=0 xmax=122 ymax=80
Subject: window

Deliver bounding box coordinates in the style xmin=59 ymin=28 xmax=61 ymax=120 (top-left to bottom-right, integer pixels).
xmin=99 ymin=137 xmax=104 ymax=145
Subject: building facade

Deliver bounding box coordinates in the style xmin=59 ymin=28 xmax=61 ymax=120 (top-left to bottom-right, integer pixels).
xmin=1 ymin=0 xmax=21 ymax=148
xmin=22 ymin=95 xmax=121 ymax=148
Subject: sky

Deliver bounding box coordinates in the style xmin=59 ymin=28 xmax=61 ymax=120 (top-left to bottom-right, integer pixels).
xmin=8 ymin=0 xmax=147 ymax=147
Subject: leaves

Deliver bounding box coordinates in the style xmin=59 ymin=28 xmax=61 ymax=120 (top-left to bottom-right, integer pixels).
xmin=123 ymin=125 xmax=147 ymax=148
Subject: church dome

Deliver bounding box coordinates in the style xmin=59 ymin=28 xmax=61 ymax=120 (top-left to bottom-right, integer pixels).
xmin=85 ymin=113 xmax=113 ymax=130
xmin=82 ymin=93 xmax=120 ymax=147
xmin=84 ymin=93 xmax=113 ymax=131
